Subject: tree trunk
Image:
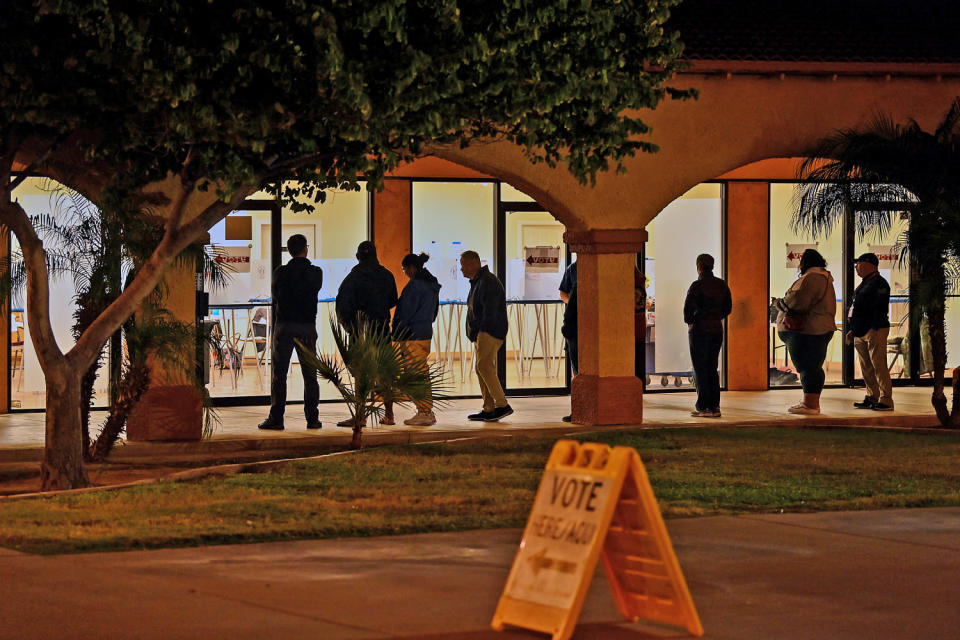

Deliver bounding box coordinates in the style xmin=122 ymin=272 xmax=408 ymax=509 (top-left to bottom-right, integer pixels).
xmin=927 ymin=298 xmax=950 ymax=426
xmin=79 ymin=361 xmax=99 ymax=460
xmin=40 ymin=371 xmax=89 ymax=490
xmin=89 ymin=363 xmax=151 ymax=461
xmin=951 ymin=367 xmax=960 ymax=428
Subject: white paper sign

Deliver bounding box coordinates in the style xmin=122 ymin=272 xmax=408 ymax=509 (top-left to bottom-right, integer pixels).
xmin=786 ymin=243 xmax=818 ymax=268
xmin=524 ymin=246 xmax=561 ymax=273
xmin=505 ymin=470 xmax=613 ymax=610
xmin=214 ymin=245 xmax=252 ymax=273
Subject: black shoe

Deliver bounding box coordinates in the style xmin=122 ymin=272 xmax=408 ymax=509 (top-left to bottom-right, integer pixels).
xmin=306 ymin=420 xmax=323 ymax=430
xmin=483 ymin=405 xmax=514 ymax=422
xmin=853 ymin=397 xmax=876 ymax=409
xmin=258 ymin=419 xmax=284 ymax=431
xmin=561 ymin=415 xmax=572 ymax=423
xmin=871 ymin=402 xmax=894 ymax=412
xmin=468 ymin=410 xmax=492 ymax=421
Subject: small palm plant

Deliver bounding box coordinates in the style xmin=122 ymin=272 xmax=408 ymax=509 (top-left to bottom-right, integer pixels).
xmin=298 ymin=316 xmax=446 ymax=449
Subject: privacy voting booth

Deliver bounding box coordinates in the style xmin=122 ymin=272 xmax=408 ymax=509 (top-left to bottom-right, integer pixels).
xmin=492 ymin=440 xmax=703 ymax=640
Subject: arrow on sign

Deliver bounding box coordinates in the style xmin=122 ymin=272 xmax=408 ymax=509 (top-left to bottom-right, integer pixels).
xmin=528 ymin=548 xmax=578 ymax=576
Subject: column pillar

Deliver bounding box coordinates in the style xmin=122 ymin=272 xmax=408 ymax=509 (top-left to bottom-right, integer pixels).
xmin=372 ymin=180 xmax=412 ymax=285
xmin=726 ymin=182 xmax=770 ymax=390
xmin=564 ymin=229 xmax=646 ymax=425
xmin=126 ymin=262 xmax=203 ymax=441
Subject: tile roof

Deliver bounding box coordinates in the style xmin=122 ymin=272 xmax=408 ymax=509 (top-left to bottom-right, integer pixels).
xmin=670 ymin=0 xmax=960 ymax=64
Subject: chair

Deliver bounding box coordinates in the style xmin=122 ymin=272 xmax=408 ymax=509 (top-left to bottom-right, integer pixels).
xmin=887 ymin=336 xmax=905 ymax=378
xmin=10 ymin=320 xmax=24 ymax=392
xmin=250 ymin=320 xmax=270 ymax=381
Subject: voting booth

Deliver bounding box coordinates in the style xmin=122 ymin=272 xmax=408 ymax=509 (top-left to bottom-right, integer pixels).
xmin=493 ymin=440 xmax=703 ymax=640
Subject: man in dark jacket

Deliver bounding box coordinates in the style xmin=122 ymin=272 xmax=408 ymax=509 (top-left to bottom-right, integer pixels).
xmin=560 ymin=281 xmax=578 ymax=422
xmin=683 ymin=253 xmax=732 ymax=418
xmin=258 ymin=234 xmax=324 ymax=431
xmin=847 ymin=252 xmax=893 ymax=411
xmin=336 ymin=241 xmax=398 ymax=334
xmin=460 ymin=250 xmax=512 ymax=422
xmin=335 ymin=241 xmax=398 ymax=426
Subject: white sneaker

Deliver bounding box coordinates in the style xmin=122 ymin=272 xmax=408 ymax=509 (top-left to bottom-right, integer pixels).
xmin=404 ymin=412 xmax=437 ymax=426
xmin=788 ymin=404 xmax=820 ymax=415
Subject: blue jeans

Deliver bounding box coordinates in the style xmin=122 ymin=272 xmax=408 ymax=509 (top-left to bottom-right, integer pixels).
xmin=268 ymin=322 xmax=320 ymax=423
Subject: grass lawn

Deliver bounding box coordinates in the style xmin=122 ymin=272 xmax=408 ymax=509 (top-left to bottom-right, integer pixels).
xmin=0 ymin=426 xmax=957 ymax=555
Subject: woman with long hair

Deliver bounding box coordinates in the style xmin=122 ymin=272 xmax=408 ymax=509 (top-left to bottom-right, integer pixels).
xmin=772 ymin=248 xmax=837 ymax=415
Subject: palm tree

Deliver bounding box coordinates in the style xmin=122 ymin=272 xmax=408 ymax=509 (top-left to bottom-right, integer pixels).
xmin=298 ymin=317 xmax=446 ymax=449
xmin=794 ymin=98 xmax=960 ymax=427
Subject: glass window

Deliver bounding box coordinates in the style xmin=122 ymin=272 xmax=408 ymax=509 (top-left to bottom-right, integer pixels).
xmin=504 ymin=210 xmax=567 ymax=389
xmin=768 ymin=183 xmax=844 ymax=387
xmin=9 ymin=178 xmax=110 ymax=409
xmin=946 ymin=296 xmax=960 ymax=370
xmin=412 ymin=181 xmax=494 ymax=396
xmin=203 ymin=184 xmax=369 ymax=400
xmin=853 ymin=214 xmax=910 ymax=380
xmin=645 ymin=183 xmax=723 ymax=390
xmin=501 ymin=183 xmax=536 ymax=202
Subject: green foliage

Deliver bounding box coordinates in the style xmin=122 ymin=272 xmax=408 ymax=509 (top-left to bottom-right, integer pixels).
xmin=794 ymin=98 xmax=960 ymax=425
xmin=298 ymin=317 xmax=447 ymax=446
xmin=3 ymin=0 xmax=693 ymax=204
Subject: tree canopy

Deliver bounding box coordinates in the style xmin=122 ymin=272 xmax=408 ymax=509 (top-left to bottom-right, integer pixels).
xmin=5 ymin=0 xmax=693 ymax=203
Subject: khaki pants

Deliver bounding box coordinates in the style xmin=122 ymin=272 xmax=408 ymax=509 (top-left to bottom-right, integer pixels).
xmin=475 ymin=332 xmax=507 ymax=412
xmin=397 ymin=339 xmax=433 ymax=413
xmin=854 ymin=327 xmax=893 ymax=406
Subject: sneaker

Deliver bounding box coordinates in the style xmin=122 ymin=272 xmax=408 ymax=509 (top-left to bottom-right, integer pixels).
xmin=853 ymin=397 xmax=876 ymax=409
xmin=483 ymin=405 xmax=514 ymax=422
xmin=468 ymin=410 xmax=492 ymax=421
xmin=257 ymin=419 xmax=284 ymax=431
xmin=404 ymin=412 xmax=437 ymax=426
xmin=871 ymin=402 xmax=894 ymax=411
xmin=380 ymin=415 xmax=396 ymax=425
xmin=561 ymin=415 xmax=573 ymax=423
xmin=788 ymin=404 xmax=820 ymax=415
xmin=690 ymin=409 xmax=712 ymax=417
xmin=709 ymin=409 xmax=722 ymax=418
xmin=306 ymin=420 xmax=322 ymax=430
xmin=336 ymin=416 xmax=366 ymax=427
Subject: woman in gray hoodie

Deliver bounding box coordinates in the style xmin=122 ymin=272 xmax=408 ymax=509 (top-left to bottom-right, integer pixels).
xmin=772 ymin=249 xmax=837 ymax=415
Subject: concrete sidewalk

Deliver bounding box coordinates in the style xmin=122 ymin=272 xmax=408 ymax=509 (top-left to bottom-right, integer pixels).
xmin=2 ymin=508 xmax=957 ymax=639
xmin=0 ymin=387 xmax=948 ymax=461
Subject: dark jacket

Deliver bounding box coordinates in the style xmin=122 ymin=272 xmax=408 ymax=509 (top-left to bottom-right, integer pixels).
xmin=850 ymin=271 xmax=891 ymax=337
xmin=683 ymin=272 xmax=732 ymax=335
xmin=466 ymin=265 xmax=508 ymax=341
xmin=561 ymin=282 xmax=577 ymax=342
xmin=336 ymin=259 xmax=398 ymax=332
xmin=273 ymin=257 xmax=324 ymax=324
xmin=393 ymin=267 xmax=441 ymax=341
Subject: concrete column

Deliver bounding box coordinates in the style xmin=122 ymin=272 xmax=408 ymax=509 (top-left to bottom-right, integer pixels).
xmin=372 ymin=180 xmax=412 ymax=285
xmin=126 ymin=261 xmax=203 ymax=441
xmin=564 ymin=229 xmax=646 ymax=425
xmin=726 ymin=182 xmax=770 ymax=391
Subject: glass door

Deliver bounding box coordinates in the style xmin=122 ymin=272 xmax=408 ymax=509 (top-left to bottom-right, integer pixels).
xmin=499 ymin=198 xmax=569 ymax=393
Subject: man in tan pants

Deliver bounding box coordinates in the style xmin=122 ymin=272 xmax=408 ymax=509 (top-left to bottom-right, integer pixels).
xmin=460 ymin=251 xmax=512 ymax=422
xmin=847 ymin=252 xmax=894 ymax=411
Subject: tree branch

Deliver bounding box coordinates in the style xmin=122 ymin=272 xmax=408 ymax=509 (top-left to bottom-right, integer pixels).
xmin=0 ymin=196 xmax=66 ymax=372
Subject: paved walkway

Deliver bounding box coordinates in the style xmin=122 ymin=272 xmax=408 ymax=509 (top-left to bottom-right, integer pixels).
xmin=0 ymin=387 xmax=946 ymax=458
xmin=1 ymin=507 xmax=957 ymax=639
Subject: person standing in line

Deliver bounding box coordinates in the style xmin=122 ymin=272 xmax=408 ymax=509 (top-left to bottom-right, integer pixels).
xmin=847 ymin=252 xmax=894 ymax=411
xmin=772 ymin=248 xmax=837 ymax=415
xmin=335 ymin=240 xmax=399 ymax=426
xmin=389 ymin=252 xmax=442 ymax=426
xmin=258 ymin=234 xmax=324 ymax=431
xmin=635 ymin=266 xmax=648 ymax=387
xmin=683 ymin=254 xmax=732 ymax=418
xmin=460 ymin=250 xmax=512 ymax=422
xmin=560 ymin=280 xmax=578 ymax=422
